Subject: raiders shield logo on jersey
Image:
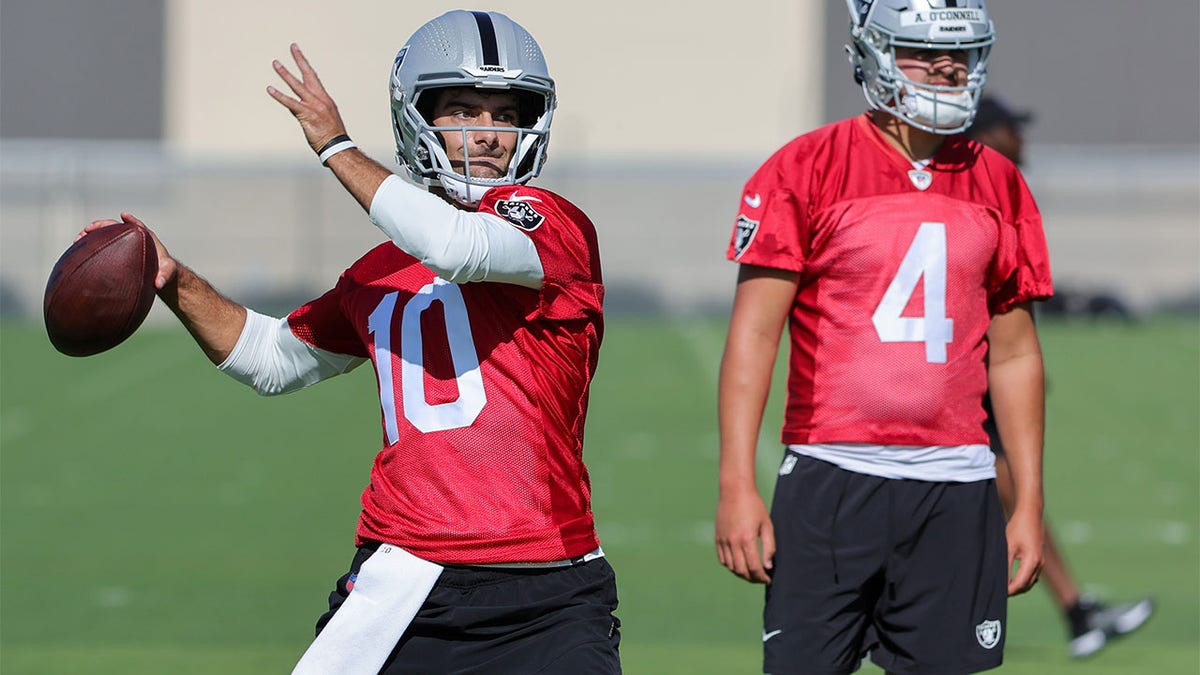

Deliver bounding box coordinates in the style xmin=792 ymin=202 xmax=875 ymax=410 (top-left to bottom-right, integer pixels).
xmin=495 ymin=199 xmax=546 ymax=231
xmin=733 ymin=215 xmax=760 ymax=259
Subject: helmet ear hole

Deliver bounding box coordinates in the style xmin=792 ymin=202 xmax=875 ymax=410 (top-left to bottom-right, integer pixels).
xmin=413 ymin=90 xmax=450 ymax=154
xmin=414 ymin=90 xmax=440 ymax=127
xmin=514 ymin=133 xmax=542 ymax=177
xmin=514 ymin=90 xmax=546 ymax=128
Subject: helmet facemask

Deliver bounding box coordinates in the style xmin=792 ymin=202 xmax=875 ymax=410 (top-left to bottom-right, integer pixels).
xmin=394 ymin=86 xmax=553 ymax=206
xmin=845 ymin=0 xmax=995 ymax=135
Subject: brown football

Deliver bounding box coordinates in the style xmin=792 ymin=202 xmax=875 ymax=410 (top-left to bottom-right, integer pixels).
xmin=43 ymin=222 xmax=158 ymax=357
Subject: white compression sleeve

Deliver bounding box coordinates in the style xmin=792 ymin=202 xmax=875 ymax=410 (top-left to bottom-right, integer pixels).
xmin=368 ymin=174 xmax=545 ymax=288
xmin=218 ymin=310 xmax=366 ymax=396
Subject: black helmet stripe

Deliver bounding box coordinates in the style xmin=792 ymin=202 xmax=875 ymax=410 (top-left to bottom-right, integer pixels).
xmin=470 ymin=11 xmax=501 ymax=66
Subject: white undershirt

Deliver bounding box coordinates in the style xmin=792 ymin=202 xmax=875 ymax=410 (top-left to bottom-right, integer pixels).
xmin=787 ymin=442 xmax=996 ymax=482
xmin=219 ymin=311 xmax=364 ymax=395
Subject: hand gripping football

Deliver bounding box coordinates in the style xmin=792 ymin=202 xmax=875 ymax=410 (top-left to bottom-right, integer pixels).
xmin=43 ymin=222 xmax=158 ymax=356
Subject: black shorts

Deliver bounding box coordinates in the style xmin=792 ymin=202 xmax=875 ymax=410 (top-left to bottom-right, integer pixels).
xmin=317 ymin=544 xmax=622 ymax=675
xmin=764 ymin=454 xmax=1008 ymax=675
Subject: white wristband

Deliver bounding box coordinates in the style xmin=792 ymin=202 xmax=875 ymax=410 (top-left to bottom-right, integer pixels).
xmin=317 ymin=135 xmax=357 ymax=165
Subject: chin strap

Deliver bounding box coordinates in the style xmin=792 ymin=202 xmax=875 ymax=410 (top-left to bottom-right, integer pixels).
xmin=437 ymin=174 xmax=501 ymax=207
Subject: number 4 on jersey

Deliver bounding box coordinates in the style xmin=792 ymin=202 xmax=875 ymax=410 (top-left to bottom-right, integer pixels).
xmin=871 ymin=222 xmax=954 ymax=363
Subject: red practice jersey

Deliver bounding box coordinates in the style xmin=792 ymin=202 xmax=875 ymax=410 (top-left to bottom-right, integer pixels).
xmin=289 ymin=185 xmax=605 ymax=564
xmin=728 ymin=114 xmax=1053 ymax=447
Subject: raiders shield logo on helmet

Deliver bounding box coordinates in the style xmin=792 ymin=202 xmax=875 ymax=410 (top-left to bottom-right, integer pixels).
xmin=392 ymin=47 xmax=408 ymax=81
xmin=733 ymin=215 xmax=760 ymax=259
xmin=975 ymin=619 xmax=1001 ymax=649
xmin=495 ymin=199 xmax=546 ymax=231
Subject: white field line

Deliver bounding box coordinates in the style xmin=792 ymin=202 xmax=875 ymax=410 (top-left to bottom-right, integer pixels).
xmin=673 ymin=317 xmax=788 ymax=479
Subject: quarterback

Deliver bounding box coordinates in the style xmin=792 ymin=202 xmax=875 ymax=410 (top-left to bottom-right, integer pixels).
xmin=80 ymin=10 xmax=620 ymax=674
xmin=714 ymin=1 xmax=1052 ymax=673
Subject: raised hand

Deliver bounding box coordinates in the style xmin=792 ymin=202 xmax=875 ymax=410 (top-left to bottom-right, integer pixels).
xmin=267 ymin=43 xmax=350 ymax=154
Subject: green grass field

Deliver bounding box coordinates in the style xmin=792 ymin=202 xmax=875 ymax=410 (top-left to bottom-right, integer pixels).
xmin=2 ymin=316 xmax=1197 ymax=674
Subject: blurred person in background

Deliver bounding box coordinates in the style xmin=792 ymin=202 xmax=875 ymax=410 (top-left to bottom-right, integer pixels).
xmin=76 ymin=10 xmax=620 ymax=674
xmin=968 ymin=94 xmax=1155 ymax=660
xmin=714 ymin=1 xmax=1052 ymax=672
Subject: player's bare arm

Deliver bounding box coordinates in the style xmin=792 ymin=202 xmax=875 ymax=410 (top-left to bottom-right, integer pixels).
xmin=76 ymin=213 xmax=246 ymax=365
xmin=715 ymin=264 xmax=800 ymax=584
xmin=268 ymin=44 xmax=391 ymax=211
xmin=987 ymin=302 xmax=1046 ymax=595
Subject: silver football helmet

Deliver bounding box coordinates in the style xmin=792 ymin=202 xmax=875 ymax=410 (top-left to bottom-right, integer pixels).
xmin=845 ymin=0 xmax=994 ymax=134
xmin=390 ymin=10 xmax=556 ymax=205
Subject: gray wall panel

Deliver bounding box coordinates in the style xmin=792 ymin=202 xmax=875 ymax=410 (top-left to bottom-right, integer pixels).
xmin=0 ymin=0 xmax=165 ymax=139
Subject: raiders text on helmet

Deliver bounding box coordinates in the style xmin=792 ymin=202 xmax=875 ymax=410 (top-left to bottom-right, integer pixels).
xmin=844 ymin=0 xmax=994 ymax=134
xmin=390 ymin=11 xmax=556 ymax=205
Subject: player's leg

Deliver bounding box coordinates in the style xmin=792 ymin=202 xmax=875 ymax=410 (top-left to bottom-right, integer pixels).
xmin=381 ymin=559 xmax=622 ymax=674
xmin=987 ymin=401 xmax=1155 ymax=658
xmin=764 ymin=453 xmax=889 ymax=675
xmin=1039 ymin=522 xmax=1082 ymax=611
xmin=1066 ymin=594 xmax=1156 ymax=659
xmin=869 ymin=478 xmax=1008 ymax=675
xmin=995 ymin=450 xmax=1084 ymax=612
xmin=990 ymin=394 xmax=1084 ymax=613
xmin=1000 ymin=452 xmax=1158 ymax=658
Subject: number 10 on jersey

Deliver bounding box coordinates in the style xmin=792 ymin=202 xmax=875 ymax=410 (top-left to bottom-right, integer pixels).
xmin=369 ymin=279 xmax=487 ymax=442
xmin=871 ymin=222 xmax=954 ymax=364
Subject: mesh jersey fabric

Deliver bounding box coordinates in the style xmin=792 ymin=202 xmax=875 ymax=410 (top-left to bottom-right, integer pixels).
xmin=288 ymin=184 xmax=604 ymax=564
xmin=728 ymin=113 xmax=1053 ymax=447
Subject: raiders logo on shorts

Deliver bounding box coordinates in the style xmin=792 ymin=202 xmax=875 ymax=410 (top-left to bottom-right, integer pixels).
xmin=975 ymin=619 xmax=1002 ymax=649
xmin=733 ymin=215 xmax=760 ymax=258
xmin=495 ymin=199 xmax=546 ymax=231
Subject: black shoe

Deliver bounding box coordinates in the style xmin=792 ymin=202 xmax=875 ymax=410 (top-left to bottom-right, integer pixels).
xmin=1068 ymin=595 xmax=1156 ymax=659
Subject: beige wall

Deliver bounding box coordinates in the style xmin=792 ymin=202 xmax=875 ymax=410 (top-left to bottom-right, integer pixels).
xmin=165 ymin=0 xmax=823 ymax=163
